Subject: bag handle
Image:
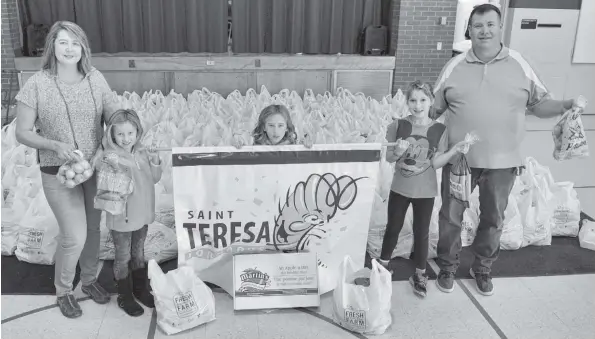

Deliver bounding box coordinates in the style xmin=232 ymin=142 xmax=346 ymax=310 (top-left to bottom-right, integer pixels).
xmin=147 ymin=259 xmax=164 ymax=281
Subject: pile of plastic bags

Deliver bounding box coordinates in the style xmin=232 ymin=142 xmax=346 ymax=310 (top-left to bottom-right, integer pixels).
xmin=368 ymin=155 xmax=585 ymax=260
xmin=1 ymin=86 xmax=408 ymax=264
xmin=2 ymin=86 xmax=589 ymax=264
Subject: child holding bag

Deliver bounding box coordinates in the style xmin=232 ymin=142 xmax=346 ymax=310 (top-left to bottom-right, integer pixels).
xmin=94 ymin=109 xmax=162 ymax=316
xmin=379 ymin=80 xmax=471 ymax=297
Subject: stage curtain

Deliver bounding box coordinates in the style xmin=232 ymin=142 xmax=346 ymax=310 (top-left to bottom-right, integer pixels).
xmin=20 ymin=0 xmax=228 ymax=53
xmin=232 ymin=0 xmax=386 ymax=54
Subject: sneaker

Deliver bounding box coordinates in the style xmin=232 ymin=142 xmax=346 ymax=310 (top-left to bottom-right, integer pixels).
xmin=81 ymin=281 xmax=111 ymax=304
xmin=469 ymin=268 xmax=494 ymax=296
xmin=409 ymin=272 xmax=428 ymax=298
xmin=435 ymin=270 xmax=455 ymax=293
xmin=56 ymin=293 xmax=82 ymax=319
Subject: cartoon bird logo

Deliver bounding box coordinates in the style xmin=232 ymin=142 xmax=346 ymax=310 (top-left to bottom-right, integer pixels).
xmin=269 ymin=173 xmax=365 ymax=252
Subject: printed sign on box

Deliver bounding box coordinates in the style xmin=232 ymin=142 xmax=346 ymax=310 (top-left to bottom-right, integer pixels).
xmin=172 ymin=144 xmax=381 ymax=295
xmin=233 ymin=252 xmax=319 ymax=310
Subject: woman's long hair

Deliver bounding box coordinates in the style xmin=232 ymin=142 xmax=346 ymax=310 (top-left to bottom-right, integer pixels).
xmin=41 ymin=21 xmax=92 ymax=75
xmin=252 ymin=104 xmax=297 ymax=145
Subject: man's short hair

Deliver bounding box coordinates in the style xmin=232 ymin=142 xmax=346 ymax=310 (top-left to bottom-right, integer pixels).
xmin=464 ymin=3 xmax=502 ymax=39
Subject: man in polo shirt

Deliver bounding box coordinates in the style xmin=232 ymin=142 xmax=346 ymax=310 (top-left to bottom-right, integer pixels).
xmin=433 ymin=4 xmax=584 ymax=296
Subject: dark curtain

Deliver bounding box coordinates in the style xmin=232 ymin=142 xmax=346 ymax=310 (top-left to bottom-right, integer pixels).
xmin=20 ymin=0 xmax=228 ymax=53
xmin=232 ymin=0 xmax=387 ymax=54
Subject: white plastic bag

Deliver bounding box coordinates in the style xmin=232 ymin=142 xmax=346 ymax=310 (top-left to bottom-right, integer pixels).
xmin=367 ymin=199 xmax=414 ymax=260
xmin=1 ymin=199 xmax=26 ymax=256
xmin=144 ymin=222 xmax=178 ymax=263
xmin=99 ymin=218 xmax=178 ymax=263
xmin=148 ymin=259 xmax=216 ymax=335
xmin=516 ymin=158 xmax=554 ymax=247
xmin=461 ymin=207 xmax=480 ymax=247
xmin=332 ymin=256 xmax=392 ymax=335
xmin=515 ymin=184 xmax=552 ymax=247
xmin=578 ymin=220 xmax=595 ymax=251
xmin=1 ymin=221 xmax=20 ymax=256
xmin=98 ymin=212 xmax=115 ymax=260
xmin=552 ymin=96 xmax=589 ymax=161
xmin=550 ymin=182 xmax=581 ymax=237
xmin=500 ymin=195 xmax=524 ymax=250
xmin=15 ymin=191 xmax=59 ymax=265
xmin=154 ymin=189 xmax=175 ymax=229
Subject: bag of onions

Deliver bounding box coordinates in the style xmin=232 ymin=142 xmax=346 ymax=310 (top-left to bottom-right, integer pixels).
xmin=56 ymin=150 xmax=94 ymax=188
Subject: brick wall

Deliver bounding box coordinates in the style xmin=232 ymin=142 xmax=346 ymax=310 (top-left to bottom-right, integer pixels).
xmin=391 ymin=0 xmax=457 ymax=93
xmin=1 ymin=0 xmax=21 ymax=104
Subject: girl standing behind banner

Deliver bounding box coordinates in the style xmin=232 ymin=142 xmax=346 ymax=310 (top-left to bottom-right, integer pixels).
xmin=94 ymin=109 xmax=162 ymax=317
xmin=234 ymin=104 xmax=313 ymax=148
xmin=379 ymin=81 xmax=471 ymax=298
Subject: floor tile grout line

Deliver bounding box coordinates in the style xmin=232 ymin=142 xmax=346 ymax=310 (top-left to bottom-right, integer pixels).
xmin=0 ymin=296 xmax=93 ymax=324
xmin=456 ymin=280 xmax=508 ymax=339
xmin=146 ymin=308 xmax=157 ymax=339
xmin=429 ymin=259 xmax=507 ymax=339
xmin=210 ymin=289 xmax=368 ymax=339
xmin=95 ymin=302 xmax=109 ymax=339
xmin=295 ymin=307 xmax=369 ymax=339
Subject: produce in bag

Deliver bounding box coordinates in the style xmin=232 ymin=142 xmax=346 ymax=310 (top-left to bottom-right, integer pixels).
xmin=148 ymin=259 xmax=216 ymax=335
xmin=552 ymin=95 xmax=588 ymax=161
xmin=15 ymin=191 xmax=59 ymax=265
xmin=332 ymin=256 xmax=392 ymax=335
xmin=56 ymin=150 xmax=94 ymax=188
xmin=578 ymin=220 xmax=595 ymax=251
xmin=450 ymin=154 xmax=472 ymax=208
xmin=94 ymin=154 xmax=134 ymax=215
xmin=449 ymin=132 xmax=479 ymax=208
xmin=550 ymin=182 xmax=581 ymax=237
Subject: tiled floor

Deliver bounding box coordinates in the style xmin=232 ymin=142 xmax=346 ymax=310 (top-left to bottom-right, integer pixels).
xmin=2 ymin=271 xmax=594 ymax=339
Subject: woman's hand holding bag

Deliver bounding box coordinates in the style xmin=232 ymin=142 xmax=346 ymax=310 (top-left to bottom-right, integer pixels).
xmin=56 ymin=150 xmax=94 ymax=188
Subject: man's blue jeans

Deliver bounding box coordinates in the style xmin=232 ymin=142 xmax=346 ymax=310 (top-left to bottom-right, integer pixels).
xmin=436 ymin=164 xmax=517 ymax=274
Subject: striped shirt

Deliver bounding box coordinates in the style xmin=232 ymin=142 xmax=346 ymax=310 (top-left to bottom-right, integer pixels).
xmin=433 ymin=46 xmax=551 ymax=169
